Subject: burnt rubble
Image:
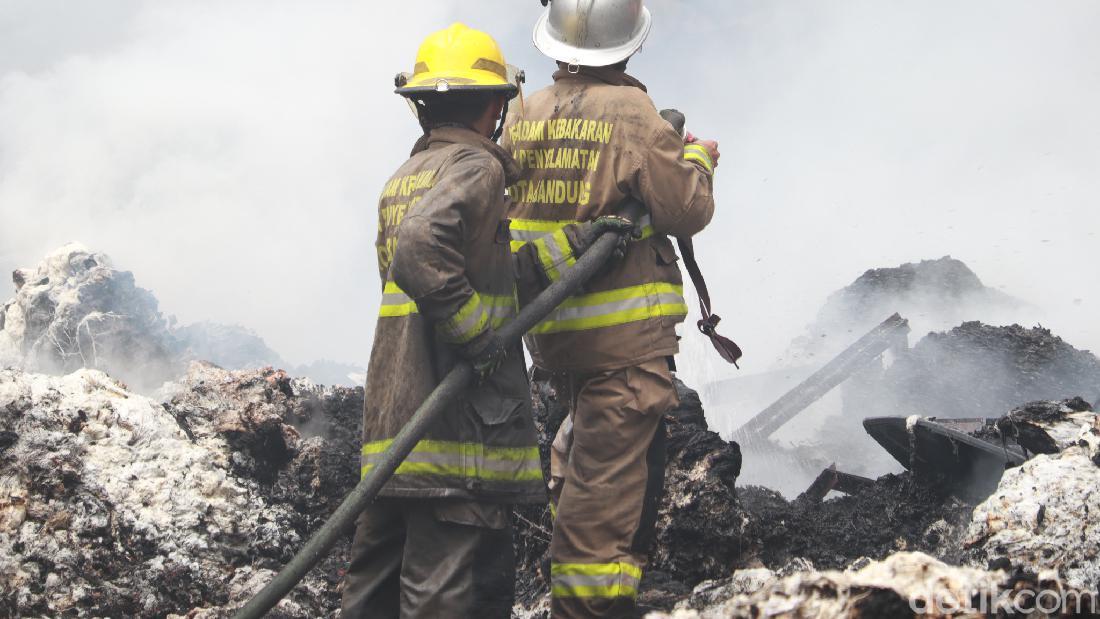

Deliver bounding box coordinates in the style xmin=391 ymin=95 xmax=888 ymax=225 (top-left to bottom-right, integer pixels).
xmin=5 ymin=359 xmax=1100 ymax=618
xmin=848 ymin=322 xmax=1100 ymax=421
xmin=0 ymin=363 xmax=362 ymax=617
xmin=513 ymin=379 xmax=973 ymax=616
xmin=651 ymin=551 xmax=1100 ymax=618
xmin=782 ymin=256 xmax=1023 ymax=365
xmin=5 ymin=245 xmax=1100 ymax=617
xmin=776 ymin=320 xmax=1100 ymax=489
xmin=656 ymin=398 xmax=1100 ymax=617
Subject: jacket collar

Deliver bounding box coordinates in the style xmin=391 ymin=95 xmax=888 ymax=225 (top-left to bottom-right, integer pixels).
xmin=411 ymin=125 xmax=521 ymax=185
xmin=551 ymin=64 xmax=648 ymax=93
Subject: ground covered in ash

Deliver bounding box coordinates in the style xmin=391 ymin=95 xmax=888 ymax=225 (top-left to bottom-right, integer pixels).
xmin=0 ymin=363 xmax=362 ymax=618
xmin=5 ymin=360 xmax=1099 ymax=618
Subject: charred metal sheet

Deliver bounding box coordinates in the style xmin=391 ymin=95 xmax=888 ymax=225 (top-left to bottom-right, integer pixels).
xmin=735 ymin=314 xmax=910 ymax=442
xmin=863 ymin=416 xmax=1027 ymax=500
xmin=799 ymin=464 xmax=875 ymax=503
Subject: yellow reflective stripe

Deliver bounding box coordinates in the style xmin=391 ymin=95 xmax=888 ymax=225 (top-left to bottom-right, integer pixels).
xmin=360 ymin=439 xmax=542 ymax=481
xmin=532 ymin=303 xmax=688 ymax=334
xmin=483 ymin=292 xmax=518 ymax=329
xmin=531 ymin=228 xmax=576 ymax=282
xmin=510 ymin=218 xmax=574 ymax=252
xmin=511 ymin=218 xmax=575 ymax=234
xmin=683 ymin=143 xmax=714 ymax=174
xmin=549 ymin=501 xmax=557 ymax=520
xmin=551 ymin=562 xmax=642 ymax=599
xmin=530 ymin=282 xmax=687 ymax=334
xmin=362 ymin=439 xmax=538 ymax=460
xmin=510 ymin=217 xmax=655 ymax=252
xmin=551 ymin=563 xmax=643 ymax=579
xmin=437 ymin=292 xmax=489 ymax=344
xmin=362 ymin=461 xmax=544 ymax=481
xmin=379 ymin=283 xmax=514 ymax=329
xmin=379 ymin=281 xmax=419 ymax=317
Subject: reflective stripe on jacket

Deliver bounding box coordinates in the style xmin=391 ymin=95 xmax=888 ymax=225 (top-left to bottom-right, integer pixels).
xmin=502 ymin=66 xmax=715 ymax=372
xmin=365 ymin=126 xmax=543 ymax=503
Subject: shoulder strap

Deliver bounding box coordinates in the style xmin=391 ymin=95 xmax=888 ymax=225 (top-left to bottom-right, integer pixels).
xmin=675 ymin=237 xmax=743 ymax=367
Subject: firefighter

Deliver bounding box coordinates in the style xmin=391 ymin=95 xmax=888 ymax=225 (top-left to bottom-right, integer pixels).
xmin=503 ymin=1 xmax=720 ymax=617
xmin=340 ymin=23 xmax=542 ymax=618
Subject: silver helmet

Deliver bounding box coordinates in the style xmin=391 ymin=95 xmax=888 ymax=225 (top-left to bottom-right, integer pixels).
xmin=533 ymin=0 xmax=652 ymax=67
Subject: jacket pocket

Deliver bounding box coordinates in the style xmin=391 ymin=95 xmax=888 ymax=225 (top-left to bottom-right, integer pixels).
xmin=467 ymin=390 xmax=527 ymax=426
xmin=653 ymin=240 xmax=680 ymax=267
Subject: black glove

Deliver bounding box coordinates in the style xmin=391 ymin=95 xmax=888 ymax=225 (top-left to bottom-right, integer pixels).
xmin=567 ymin=215 xmax=639 ymax=260
xmin=459 ymin=330 xmax=506 ymax=383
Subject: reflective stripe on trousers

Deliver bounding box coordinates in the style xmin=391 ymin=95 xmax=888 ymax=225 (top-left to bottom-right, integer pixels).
xmin=509 ymin=215 xmax=656 ymax=253
xmin=378 ymin=281 xmax=517 ymax=329
xmin=361 ymin=439 xmax=542 ymax=482
xmin=550 ymin=562 xmax=642 ymax=599
xmin=529 ymin=282 xmax=687 ymax=334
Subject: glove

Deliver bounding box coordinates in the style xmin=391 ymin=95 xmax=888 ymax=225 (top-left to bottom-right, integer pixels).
xmin=459 ymin=330 xmax=506 ymax=384
xmin=566 ymin=215 xmax=639 ymax=260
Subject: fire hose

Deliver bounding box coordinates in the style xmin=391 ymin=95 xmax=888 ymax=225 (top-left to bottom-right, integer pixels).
xmin=233 ymin=197 xmax=647 ymax=619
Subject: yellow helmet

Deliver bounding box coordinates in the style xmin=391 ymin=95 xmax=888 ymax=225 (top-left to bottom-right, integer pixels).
xmin=395 ymin=23 xmax=520 ymax=99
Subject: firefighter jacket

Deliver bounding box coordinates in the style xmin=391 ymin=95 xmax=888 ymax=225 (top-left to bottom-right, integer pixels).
xmin=502 ymin=66 xmax=716 ymax=372
xmin=364 ymin=125 xmax=543 ymax=503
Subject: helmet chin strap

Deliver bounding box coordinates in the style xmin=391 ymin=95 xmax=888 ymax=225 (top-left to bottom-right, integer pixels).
xmin=491 ymin=98 xmax=510 ymax=143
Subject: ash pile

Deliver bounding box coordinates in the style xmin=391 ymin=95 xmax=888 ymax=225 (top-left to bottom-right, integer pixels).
xmin=0 ymin=243 xmax=363 ymax=390
xmin=779 ymin=256 xmax=1025 ymax=367
xmin=0 ymin=363 xmax=362 ymax=616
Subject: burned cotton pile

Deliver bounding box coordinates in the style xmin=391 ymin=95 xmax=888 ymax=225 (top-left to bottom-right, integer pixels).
xmin=0 ymin=363 xmax=361 ymax=617
xmin=848 ymin=322 xmax=1100 ymax=421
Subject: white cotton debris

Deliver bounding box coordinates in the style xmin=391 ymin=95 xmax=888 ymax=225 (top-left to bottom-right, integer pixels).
xmin=0 ymin=364 xmax=362 ymax=617
xmin=905 ymin=414 xmax=922 ymax=432
xmin=965 ymin=445 xmax=1100 ymax=589
xmin=0 ymin=243 xmax=182 ymax=392
xmin=647 ymin=552 xmax=1015 ymax=619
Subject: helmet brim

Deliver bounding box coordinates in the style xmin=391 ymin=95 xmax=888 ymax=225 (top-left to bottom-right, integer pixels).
xmin=396 ymin=67 xmax=519 ymax=99
xmin=532 ymin=7 xmax=651 ymax=67
xmin=396 ymin=82 xmax=519 ymax=99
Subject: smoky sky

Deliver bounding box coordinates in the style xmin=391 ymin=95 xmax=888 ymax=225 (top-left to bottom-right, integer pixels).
xmin=2 ymin=0 xmax=1098 ymax=389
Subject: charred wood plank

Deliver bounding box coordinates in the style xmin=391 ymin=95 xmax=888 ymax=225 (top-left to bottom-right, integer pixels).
xmin=735 ymin=313 xmax=910 ymax=442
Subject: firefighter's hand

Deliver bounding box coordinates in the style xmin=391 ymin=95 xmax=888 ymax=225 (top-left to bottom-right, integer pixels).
xmin=685 ymin=132 xmax=721 ymax=169
xmin=592 ymin=215 xmax=638 ymax=260
xmin=459 ymin=331 xmax=506 ymax=383
xmin=567 ymin=216 xmax=639 ymax=260
xmin=590 ymin=215 xmax=637 ymax=238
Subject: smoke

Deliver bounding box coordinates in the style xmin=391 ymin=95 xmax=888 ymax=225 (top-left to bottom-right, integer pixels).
xmin=2 ymin=0 xmax=1098 ymax=383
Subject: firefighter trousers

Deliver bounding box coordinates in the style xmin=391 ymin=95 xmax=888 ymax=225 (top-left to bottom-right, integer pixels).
xmin=547 ymin=357 xmax=676 ymax=618
xmin=340 ymin=498 xmax=514 ymax=618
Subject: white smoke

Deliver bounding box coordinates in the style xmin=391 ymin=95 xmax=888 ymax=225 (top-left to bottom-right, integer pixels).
xmin=2 ymin=0 xmax=1098 ymax=380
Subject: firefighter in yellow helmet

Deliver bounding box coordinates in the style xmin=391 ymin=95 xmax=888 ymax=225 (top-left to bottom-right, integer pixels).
xmin=502 ymin=2 xmax=721 ymax=617
xmin=339 ymin=24 xmax=538 ymax=617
